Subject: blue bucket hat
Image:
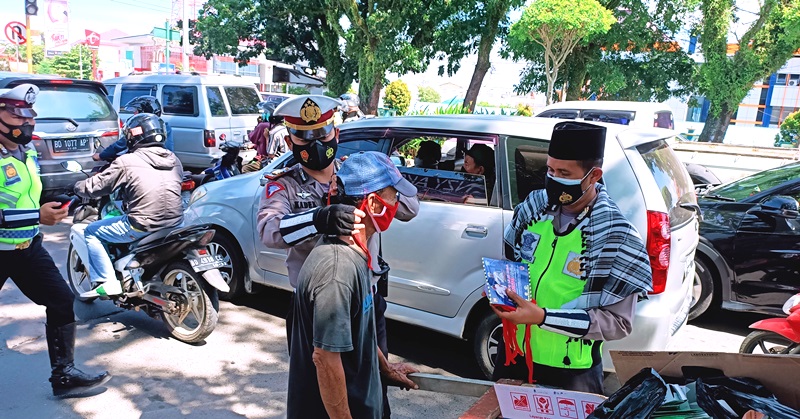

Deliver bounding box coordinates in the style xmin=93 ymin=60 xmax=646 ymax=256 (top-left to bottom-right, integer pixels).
xmin=338 ymin=151 xmax=417 ymax=198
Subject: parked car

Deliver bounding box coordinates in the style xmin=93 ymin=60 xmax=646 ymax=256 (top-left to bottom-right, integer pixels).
xmin=103 ymin=74 xmax=261 ymax=169
xmin=183 ymin=115 xmax=699 ymax=378
xmin=259 ymin=92 xmax=295 ymax=104
xmin=535 ymin=100 xmax=675 ymax=130
xmin=0 ymin=72 xmax=120 ymax=199
xmin=690 ymin=162 xmax=800 ymax=320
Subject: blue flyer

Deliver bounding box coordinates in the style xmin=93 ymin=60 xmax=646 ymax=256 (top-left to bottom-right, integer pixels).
xmin=482 ymin=258 xmax=532 ymax=308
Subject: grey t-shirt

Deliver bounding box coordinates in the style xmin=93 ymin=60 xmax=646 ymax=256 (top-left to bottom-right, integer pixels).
xmin=287 ymin=236 xmax=382 ymax=419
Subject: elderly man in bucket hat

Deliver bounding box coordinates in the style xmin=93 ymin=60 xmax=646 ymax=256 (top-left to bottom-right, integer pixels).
xmin=287 ymin=151 xmax=419 ymax=419
xmin=0 ymin=84 xmax=110 ymax=397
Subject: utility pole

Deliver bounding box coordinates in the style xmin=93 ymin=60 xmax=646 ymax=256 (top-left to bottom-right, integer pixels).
xmin=164 ymin=20 xmax=170 ymax=73
xmin=182 ymin=0 xmax=189 ymax=72
xmin=24 ymin=0 xmax=39 ymax=74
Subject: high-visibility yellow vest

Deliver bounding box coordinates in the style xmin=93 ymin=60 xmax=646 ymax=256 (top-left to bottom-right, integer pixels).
xmin=0 ymin=146 xmax=41 ymax=244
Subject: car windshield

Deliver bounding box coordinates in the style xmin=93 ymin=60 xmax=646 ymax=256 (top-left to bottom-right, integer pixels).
xmin=708 ymin=164 xmax=800 ymax=202
xmin=33 ymin=85 xmax=116 ymax=121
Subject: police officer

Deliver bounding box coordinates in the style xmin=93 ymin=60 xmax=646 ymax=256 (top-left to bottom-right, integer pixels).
xmin=256 ymin=95 xmax=419 ymax=418
xmin=0 ymin=84 xmax=110 ymax=397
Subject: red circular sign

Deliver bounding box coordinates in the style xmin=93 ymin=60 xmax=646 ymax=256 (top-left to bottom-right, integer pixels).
xmin=4 ymin=21 xmax=26 ymax=45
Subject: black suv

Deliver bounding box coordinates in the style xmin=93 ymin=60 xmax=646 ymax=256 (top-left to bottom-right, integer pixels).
xmin=0 ymin=72 xmax=120 ymax=199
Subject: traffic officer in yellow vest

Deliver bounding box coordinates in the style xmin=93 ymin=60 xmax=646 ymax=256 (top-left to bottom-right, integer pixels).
xmin=492 ymin=122 xmax=652 ymax=394
xmin=0 ymin=84 xmax=110 ymax=397
xmin=256 ymin=95 xmax=419 ymax=419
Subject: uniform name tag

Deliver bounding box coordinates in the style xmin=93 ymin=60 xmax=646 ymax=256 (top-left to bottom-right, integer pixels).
xmin=3 ymin=164 xmax=20 ymax=186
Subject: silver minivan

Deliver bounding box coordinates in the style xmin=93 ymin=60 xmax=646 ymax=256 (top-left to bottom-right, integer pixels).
xmin=103 ymin=74 xmax=261 ymax=169
xmin=184 ymin=115 xmax=699 ymax=378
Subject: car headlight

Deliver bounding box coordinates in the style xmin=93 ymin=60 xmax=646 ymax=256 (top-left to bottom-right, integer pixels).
xmin=188 ymin=186 xmax=208 ymax=207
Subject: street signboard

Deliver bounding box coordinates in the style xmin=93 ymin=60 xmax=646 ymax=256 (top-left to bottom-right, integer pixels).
xmin=151 ymin=27 xmax=180 ymax=41
xmin=85 ymin=29 xmax=101 ymax=48
xmin=4 ymin=21 xmax=27 ymax=45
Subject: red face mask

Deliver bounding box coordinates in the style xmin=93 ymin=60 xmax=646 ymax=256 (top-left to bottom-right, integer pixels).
xmin=361 ymin=192 xmax=399 ymax=233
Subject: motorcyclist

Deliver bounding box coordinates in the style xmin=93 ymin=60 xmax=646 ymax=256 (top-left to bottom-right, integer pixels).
xmin=93 ymin=96 xmax=174 ymax=162
xmin=75 ymin=113 xmax=184 ymax=298
xmin=339 ymin=93 xmax=364 ymax=123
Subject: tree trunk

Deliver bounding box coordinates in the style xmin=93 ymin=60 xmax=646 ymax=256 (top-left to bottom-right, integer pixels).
xmin=462 ymin=37 xmax=493 ymax=113
xmin=365 ymin=75 xmax=382 ymax=115
xmin=698 ymin=103 xmax=734 ymax=143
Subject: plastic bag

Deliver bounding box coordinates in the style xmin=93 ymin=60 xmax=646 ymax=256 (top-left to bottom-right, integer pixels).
xmin=587 ymin=368 xmax=667 ymax=419
xmin=695 ymin=376 xmax=800 ymax=419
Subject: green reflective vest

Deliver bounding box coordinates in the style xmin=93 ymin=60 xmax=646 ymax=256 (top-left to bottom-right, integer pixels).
xmin=0 ymin=146 xmax=42 ymax=244
xmin=515 ymin=217 xmax=601 ymax=369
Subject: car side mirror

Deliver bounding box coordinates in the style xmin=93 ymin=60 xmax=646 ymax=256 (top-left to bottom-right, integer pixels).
xmin=755 ymin=195 xmax=800 ymax=219
xmin=61 ymin=161 xmax=83 ymax=173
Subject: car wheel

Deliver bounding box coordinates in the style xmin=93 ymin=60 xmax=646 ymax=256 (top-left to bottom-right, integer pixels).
xmin=689 ymin=258 xmax=714 ymax=321
xmin=207 ymin=232 xmax=246 ymax=301
xmin=473 ymin=312 xmax=502 ymax=380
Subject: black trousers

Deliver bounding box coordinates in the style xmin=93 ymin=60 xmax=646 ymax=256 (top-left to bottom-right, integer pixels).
xmin=0 ymin=234 xmax=75 ymax=328
xmin=374 ymin=292 xmax=390 ymax=419
xmin=491 ymin=333 xmax=604 ymax=395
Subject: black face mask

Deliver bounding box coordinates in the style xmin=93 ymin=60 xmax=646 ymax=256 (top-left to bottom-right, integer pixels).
xmin=292 ymin=137 xmax=338 ymax=171
xmin=0 ymin=119 xmax=34 ymax=145
xmin=544 ymin=169 xmax=594 ymax=207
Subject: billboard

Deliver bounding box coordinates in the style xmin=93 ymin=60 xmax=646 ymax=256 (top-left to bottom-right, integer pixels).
xmin=44 ymin=0 xmax=70 ymax=56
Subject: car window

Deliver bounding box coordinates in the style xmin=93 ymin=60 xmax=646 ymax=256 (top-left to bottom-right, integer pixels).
xmin=636 ymin=139 xmax=697 ymax=228
xmin=582 ymin=110 xmax=634 ymax=125
xmin=33 ymin=85 xmax=116 ymax=122
xmin=104 ymin=84 xmax=117 ymax=105
xmin=119 ymin=84 xmax=157 ymax=108
xmin=394 ymin=135 xmax=498 ymax=207
xmin=162 ymin=85 xmax=198 ymax=116
xmin=536 ymin=109 xmax=579 ymax=119
xmin=654 ymin=111 xmax=674 ymax=129
xmin=710 ymin=164 xmax=800 ymax=202
xmin=506 ymin=136 xmax=550 ymax=208
xmin=206 ymin=87 xmax=228 ymax=117
xmin=223 ymin=86 xmax=260 ymax=115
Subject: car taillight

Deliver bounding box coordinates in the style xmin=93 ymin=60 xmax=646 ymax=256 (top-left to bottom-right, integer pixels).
xmin=646 ymin=210 xmax=671 ymax=294
xmin=181 ymin=179 xmax=195 ymax=191
xmin=204 ymin=130 xmax=216 ymax=148
xmin=48 ymin=80 xmax=74 ymax=84
xmin=101 ymin=129 xmax=119 ymax=137
xmin=32 ymin=134 xmax=41 ymax=141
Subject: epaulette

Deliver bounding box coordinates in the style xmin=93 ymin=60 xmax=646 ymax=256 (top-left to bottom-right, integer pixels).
xmin=264 ymin=166 xmax=295 ymax=180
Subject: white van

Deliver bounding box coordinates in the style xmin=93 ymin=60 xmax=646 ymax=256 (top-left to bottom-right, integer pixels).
xmin=536 ymin=100 xmax=675 ymax=130
xmin=104 ymin=74 xmax=262 ymax=169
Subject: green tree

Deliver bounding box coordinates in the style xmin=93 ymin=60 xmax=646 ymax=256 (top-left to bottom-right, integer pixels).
xmin=417 ymin=86 xmax=441 ymax=103
xmin=696 ymin=0 xmax=800 ymax=143
xmin=287 ymin=86 xmax=311 ymax=95
xmin=383 ymin=80 xmax=411 ymax=114
xmin=775 ymin=110 xmax=800 ymax=148
xmin=508 ymin=0 xmax=615 ymax=105
xmin=34 ymin=46 xmax=95 ymax=80
xmin=511 ymin=0 xmax=698 ymax=103
xmin=429 ymin=0 xmax=525 ymax=112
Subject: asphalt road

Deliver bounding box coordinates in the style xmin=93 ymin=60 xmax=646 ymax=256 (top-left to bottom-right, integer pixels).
xmin=0 ymin=222 xmax=770 ymax=418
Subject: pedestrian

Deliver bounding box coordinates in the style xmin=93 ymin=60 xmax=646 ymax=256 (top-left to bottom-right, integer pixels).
xmin=264 ymin=114 xmax=288 ymax=162
xmin=491 ymin=121 xmax=652 ymax=394
xmin=248 ymin=115 xmax=271 ymax=159
xmin=287 ymin=151 xmax=419 ymax=419
xmin=0 ymin=84 xmax=110 ymax=397
xmin=256 ymin=95 xmax=419 ymax=418
xmin=93 ymin=96 xmax=173 ymax=161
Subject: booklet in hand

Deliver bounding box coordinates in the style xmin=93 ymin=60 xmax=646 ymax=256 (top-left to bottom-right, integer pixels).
xmin=482 ymin=258 xmax=532 ymax=309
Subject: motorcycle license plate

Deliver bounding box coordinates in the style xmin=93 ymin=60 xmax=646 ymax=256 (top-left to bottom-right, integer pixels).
xmin=189 ymin=254 xmax=225 ymax=272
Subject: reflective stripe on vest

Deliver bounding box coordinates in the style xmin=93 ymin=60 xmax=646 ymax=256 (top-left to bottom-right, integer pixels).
xmin=516 ymin=217 xmax=600 ymax=369
xmin=0 ymin=147 xmax=42 ymax=244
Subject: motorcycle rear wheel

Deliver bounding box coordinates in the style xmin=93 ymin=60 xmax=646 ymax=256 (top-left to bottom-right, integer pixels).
xmin=66 ymin=244 xmax=97 ymax=303
xmin=739 ymin=330 xmax=800 ymax=355
xmin=160 ymin=261 xmax=218 ymax=344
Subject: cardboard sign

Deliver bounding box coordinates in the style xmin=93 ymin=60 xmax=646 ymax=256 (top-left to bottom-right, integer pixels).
xmin=495 ymin=384 xmax=606 ymax=419
xmin=611 ymin=351 xmax=800 ymax=411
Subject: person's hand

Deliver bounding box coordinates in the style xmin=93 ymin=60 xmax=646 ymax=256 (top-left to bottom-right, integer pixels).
xmin=92 ymin=153 xmax=101 ymax=161
xmin=313 ymin=204 xmax=366 ymax=236
xmin=491 ymin=290 xmax=545 ymax=326
xmin=382 ymin=362 xmax=419 ymax=390
xmin=40 ymin=201 xmax=69 ymax=226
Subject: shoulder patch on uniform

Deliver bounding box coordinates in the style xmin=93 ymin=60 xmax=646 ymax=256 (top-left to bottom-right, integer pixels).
xmin=265 ymin=182 xmax=285 ymax=198
xmin=3 ymin=163 xmax=20 ymax=186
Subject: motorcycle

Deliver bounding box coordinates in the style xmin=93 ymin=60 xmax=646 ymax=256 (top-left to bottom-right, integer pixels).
xmin=739 ymin=293 xmax=800 ymax=355
xmin=60 ymin=161 xmax=229 ymax=344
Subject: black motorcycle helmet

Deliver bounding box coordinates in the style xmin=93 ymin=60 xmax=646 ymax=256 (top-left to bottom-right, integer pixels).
xmin=121 ymin=95 xmax=163 ymax=117
xmin=123 ymin=113 xmax=167 ymax=150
